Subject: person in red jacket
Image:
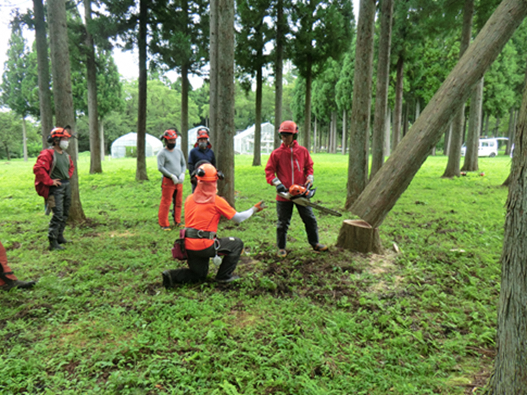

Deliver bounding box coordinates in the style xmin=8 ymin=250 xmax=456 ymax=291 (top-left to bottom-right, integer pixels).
xmin=33 ymin=127 xmax=75 ymax=251
xmin=265 ymin=120 xmax=328 ymax=258
xmin=0 ymin=241 xmax=36 ymax=291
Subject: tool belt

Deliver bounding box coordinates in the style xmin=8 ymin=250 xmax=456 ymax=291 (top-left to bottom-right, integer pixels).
xmin=185 ymin=228 xmax=217 ymax=240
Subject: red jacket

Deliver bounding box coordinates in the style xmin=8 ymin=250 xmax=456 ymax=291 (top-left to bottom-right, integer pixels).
xmin=265 ymin=140 xmax=314 ymax=202
xmin=33 ymin=148 xmax=74 ymax=199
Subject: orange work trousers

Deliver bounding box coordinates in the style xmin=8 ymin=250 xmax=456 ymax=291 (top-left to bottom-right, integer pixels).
xmin=158 ymin=177 xmax=183 ymax=227
xmin=0 ymin=241 xmax=17 ymax=287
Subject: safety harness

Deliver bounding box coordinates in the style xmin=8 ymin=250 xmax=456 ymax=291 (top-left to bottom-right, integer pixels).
xmin=185 ymin=228 xmax=217 ymax=240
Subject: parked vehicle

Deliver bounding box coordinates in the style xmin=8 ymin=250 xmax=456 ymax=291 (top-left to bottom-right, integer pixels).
xmin=461 ymin=137 xmax=508 ymax=157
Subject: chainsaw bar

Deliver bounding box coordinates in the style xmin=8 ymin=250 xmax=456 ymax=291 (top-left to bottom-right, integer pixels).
xmin=305 ymin=201 xmax=342 ymax=217
xmin=279 ymin=192 xmax=342 ymax=217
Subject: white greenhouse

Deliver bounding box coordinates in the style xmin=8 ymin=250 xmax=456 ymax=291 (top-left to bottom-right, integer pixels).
xmin=110 ymin=132 xmax=164 ymax=159
xmin=234 ymin=122 xmax=275 ymax=155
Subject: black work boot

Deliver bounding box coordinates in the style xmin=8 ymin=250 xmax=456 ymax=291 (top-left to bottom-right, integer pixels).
xmin=162 ymin=270 xmax=176 ymax=289
xmin=49 ymin=237 xmax=65 ymax=251
xmin=57 ymin=234 xmax=70 ymax=244
xmin=1 ymin=279 xmax=37 ymax=291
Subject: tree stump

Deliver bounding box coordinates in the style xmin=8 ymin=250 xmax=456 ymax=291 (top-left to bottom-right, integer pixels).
xmin=336 ymin=220 xmax=383 ymax=254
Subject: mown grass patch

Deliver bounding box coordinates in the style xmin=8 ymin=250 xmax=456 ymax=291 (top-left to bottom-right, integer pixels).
xmin=0 ymin=153 xmax=509 ymax=394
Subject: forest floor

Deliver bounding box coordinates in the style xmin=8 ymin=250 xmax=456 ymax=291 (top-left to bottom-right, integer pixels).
xmin=0 ymin=153 xmax=508 ymax=394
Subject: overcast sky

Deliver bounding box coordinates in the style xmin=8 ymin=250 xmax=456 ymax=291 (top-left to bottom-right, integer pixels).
xmin=0 ymin=0 xmax=360 ymax=89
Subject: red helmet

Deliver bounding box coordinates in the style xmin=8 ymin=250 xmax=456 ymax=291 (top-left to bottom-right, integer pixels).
xmin=161 ymin=128 xmax=178 ymax=140
xmin=196 ymin=163 xmax=218 ymax=182
xmin=279 ymin=121 xmax=298 ymax=135
xmin=50 ymin=126 xmax=72 ymax=139
xmin=197 ymin=127 xmax=210 ymax=140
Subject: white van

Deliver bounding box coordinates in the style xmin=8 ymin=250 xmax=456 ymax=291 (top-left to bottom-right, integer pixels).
xmin=461 ymin=138 xmax=506 ymax=157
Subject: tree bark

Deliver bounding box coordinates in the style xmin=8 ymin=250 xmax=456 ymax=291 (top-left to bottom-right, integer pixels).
xmin=374 ymin=0 xmax=397 ymax=176
xmin=484 ymin=112 xmax=490 ymax=136
xmin=136 ymin=0 xmax=148 ymax=181
xmin=462 ymin=76 xmax=484 ymax=171
xmin=444 ymin=124 xmax=452 ymax=155
xmin=21 ymin=117 xmax=28 ymax=161
xmin=336 ymin=220 xmax=383 ymax=254
xmin=350 ymin=0 xmax=527 ymax=228
xmin=85 ymin=0 xmax=102 ymax=174
xmin=253 ymin=64 xmax=262 ymax=166
xmin=215 ymin=0 xmax=235 ymax=206
xmin=273 ymin=0 xmax=284 ymax=150
xmin=181 ymin=62 xmax=189 ymax=161
xmin=384 ymin=109 xmax=391 ymax=156
xmin=392 ymin=56 xmax=404 ymax=152
xmin=443 ymin=0 xmax=474 ymax=177
xmin=345 ymin=0 xmax=376 ymax=209
xmin=209 ymin=0 xmax=218 ymax=146
xmin=486 ymin=68 xmax=527 ymax=395
xmin=495 ymin=117 xmax=501 ymax=137
xmin=313 ymin=116 xmax=317 ymax=153
xmin=505 ymin=107 xmax=514 ymax=155
xmin=47 ymin=0 xmax=85 ymax=223
xmin=33 ymin=0 xmax=53 ymax=149
xmin=302 ymin=63 xmax=313 ymax=151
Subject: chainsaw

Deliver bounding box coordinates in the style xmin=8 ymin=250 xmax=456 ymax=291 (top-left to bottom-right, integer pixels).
xmin=279 ymin=184 xmax=342 ymax=217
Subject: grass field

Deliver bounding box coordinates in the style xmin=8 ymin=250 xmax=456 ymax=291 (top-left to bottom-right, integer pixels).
xmin=0 ymin=153 xmax=510 ymax=394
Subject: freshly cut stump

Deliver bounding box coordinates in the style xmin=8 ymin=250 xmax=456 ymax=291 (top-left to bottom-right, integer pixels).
xmin=336 ymin=219 xmax=383 ymax=254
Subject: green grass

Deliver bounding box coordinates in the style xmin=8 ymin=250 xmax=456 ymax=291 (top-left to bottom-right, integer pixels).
xmin=0 ymin=153 xmax=510 ymax=394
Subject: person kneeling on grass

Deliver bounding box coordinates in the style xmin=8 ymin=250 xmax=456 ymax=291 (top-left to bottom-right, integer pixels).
xmin=0 ymin=241 xmax=36 ymax=291
xmin=162 ymin=163 xmax=265 ymax=288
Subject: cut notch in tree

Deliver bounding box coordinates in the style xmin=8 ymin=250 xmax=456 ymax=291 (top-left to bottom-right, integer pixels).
xmin=336 ymin=219 xmax=383 ymax=255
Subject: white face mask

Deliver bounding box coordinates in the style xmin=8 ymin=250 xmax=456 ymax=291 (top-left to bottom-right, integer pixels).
xmin=59 ymin=140 xmax=69 ymax=150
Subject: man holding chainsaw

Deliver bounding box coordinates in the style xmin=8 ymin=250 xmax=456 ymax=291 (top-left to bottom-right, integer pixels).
xmin=162 ymin=163 xmax=266 ymax=287
xmin=265 ymin=120 xmax=328 ymax=258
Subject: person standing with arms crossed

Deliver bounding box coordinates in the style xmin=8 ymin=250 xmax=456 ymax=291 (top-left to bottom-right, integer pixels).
xmin=188 ymin=127 xmax=216 ymax=192
xmin=157 ymin=128 xmax=186 ymax=230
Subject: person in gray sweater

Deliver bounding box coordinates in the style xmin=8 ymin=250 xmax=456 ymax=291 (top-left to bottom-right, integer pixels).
xmin=157 ymin=128 xmax=187 ymax=230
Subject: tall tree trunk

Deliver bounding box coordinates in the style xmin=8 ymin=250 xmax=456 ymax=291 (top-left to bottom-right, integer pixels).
xmin=274 ymin=0 xmax=284 ymax=150
xmin=313 ymin=116 xmax=317 ymax=153
xmin=345 ymin=0 xmax=376 ymax=209
xmin=4 ymin=144 xmax=10 ymax=161
xmin=445 ymin=123 xmax=453 ymax=155
xmin=136 ymin=0 xmax=148 ymax=181
xmin=443 ymin=0 xmax=474 ymax=178
xmin=415 ymin=99 xmax=420 ymax=120
xmin=384 ymin=109 xmax=391 ymax=157
xmin=484 ymin=112 xmax=490 ymax=136
xmin=48 ymin=0 xmax=85 ymax=223
xmin=392 ymin=56 xmax=404 ymax=152
xmin=402 ymin=102 xmax=409 ymax=137
xmin=302 ymin=63 xmax=312 ymax=151
xmin=495 ymin=117 xmax=501 ymax=136
xmin=371 ymin=0 xmax=393 ymax=179
xmin=84 ymin=0 xmax=102 ymax=174
xmin=209 ymin=0 xmax=218 ymax=146
xmin=215 ymin=0 xmax=235 ymax=206
xmin=486 ymin=68 xmax=527 ymax=395
xmin=99 ymin=119 xmax=105 ymax=160
xmin=33 ymin=0 xmax=53 ymax=149
xmin=505 ymin=107 xmax=514 ymax=155
xmin=21 ymin=117 xmax=28 ymax=161
xmin=342 ymin=109 xmax=347 ymax=155
xmin=350 ymin=0 xmax=527 ymax=228
xmin=462 ymin=76 xmax=484 ymax=171
xmin=253 ymin=64 xmax=262 ymax=166
xmin=181 ymin=62 xmax=189 ymax=160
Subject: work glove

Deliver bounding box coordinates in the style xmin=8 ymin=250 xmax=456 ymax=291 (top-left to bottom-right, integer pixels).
xmin=254 ymin=201 xmax=267 ymax=212
xmin=171 ymin=174 xmax=179 ymax=184
xmin=276 ymin=184 xmax=288 ymax=194
xmin=178 ymin=172 xmax=185 ymax=183
xmin=304 ymin=175 xmax=314 ymax=190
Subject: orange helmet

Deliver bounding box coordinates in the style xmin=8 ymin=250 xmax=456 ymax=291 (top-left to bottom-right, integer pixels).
xmin=161 ymin=128 xmax=178 ymax=140
xmin=197 ymin=127 xmax=210 ymax=140
xmin=196 ymin=163 xmax=218 ymax=182
xmin=279 ymin=121 xmax=298 ymax=135
xmin=50 ymin=126 xmax=72 ymax=139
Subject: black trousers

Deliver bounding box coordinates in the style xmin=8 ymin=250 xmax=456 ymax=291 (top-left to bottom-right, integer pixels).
xmin=276 ymin=200 xmax=319 ymax=249
xmin=170 ymin=237 xmax=244 ymax=283
xmin=48 ymin=181 xmax=71 ymax=240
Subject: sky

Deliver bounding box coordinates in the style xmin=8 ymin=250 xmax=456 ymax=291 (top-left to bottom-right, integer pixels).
xmin=0 ymin=0 xmax=361 ymax=90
